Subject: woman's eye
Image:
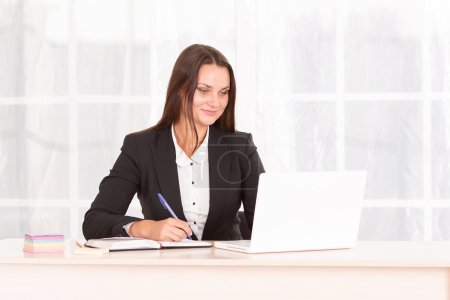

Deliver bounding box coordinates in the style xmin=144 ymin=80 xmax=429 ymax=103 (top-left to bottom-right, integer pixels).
xmin=220 ymin=90 xmax=229 ymax=95
xmin=197 ymin=88 xmax=208 ymax=93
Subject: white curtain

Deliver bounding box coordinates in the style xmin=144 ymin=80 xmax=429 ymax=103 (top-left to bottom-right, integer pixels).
xmin=1 ymin=0 xmax=450 ymax=240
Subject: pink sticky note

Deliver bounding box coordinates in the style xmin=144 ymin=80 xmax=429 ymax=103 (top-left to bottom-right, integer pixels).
xmin=24 ymin=233 xmax=65 ymax=241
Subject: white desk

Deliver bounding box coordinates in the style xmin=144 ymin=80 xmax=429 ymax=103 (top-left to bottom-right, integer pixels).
xmin=0 ymin=239 xmax=449 ymax=300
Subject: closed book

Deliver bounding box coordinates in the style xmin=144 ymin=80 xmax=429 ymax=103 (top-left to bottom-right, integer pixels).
xmin=85 ymin=237 xmax=212 ymax=251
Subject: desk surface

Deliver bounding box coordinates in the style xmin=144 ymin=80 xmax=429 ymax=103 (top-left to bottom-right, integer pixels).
xmin=1 ymin=238 xmax=450 ymax=268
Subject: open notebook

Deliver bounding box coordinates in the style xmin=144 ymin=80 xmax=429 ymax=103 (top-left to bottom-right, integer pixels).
xmin=85 ymin=237 xmax=212 ymax=251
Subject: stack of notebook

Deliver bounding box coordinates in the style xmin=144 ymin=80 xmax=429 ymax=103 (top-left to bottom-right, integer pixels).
xmin=23 ymin=234 xmax=65 ymax=253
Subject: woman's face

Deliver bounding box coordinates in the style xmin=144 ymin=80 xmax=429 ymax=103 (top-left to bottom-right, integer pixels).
xmin=191 ymin=64 xmax=230 ymax=129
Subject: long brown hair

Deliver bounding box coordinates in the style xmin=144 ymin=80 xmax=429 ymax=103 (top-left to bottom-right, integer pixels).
xmin=152 ymin=44 xmax=236 ymax=145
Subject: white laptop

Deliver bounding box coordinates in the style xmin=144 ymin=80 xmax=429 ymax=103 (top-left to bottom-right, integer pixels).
xmin=214 ymin=171 xmax=367 ymax=253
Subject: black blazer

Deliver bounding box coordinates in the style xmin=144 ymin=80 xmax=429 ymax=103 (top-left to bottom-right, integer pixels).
xmin=82 ymin=124 xmax=265 ymax=241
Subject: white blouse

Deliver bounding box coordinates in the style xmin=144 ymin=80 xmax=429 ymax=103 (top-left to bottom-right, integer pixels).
xmin=171 ymin=124 xmax=210 ymax=240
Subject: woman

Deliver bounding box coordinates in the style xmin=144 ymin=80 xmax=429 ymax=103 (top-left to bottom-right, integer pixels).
xmin=83 ymin=44 xmax=265 ymax=241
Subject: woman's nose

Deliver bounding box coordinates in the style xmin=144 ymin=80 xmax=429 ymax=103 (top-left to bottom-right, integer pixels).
xmin=208 ymin=94 xmax=220 ymax=107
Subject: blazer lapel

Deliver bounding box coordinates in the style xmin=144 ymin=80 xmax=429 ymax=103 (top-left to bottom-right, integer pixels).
xmin=153 ymin=127 xmax=188 ymax=223
xmin=202 ymin=126 xmax=231 ymax=239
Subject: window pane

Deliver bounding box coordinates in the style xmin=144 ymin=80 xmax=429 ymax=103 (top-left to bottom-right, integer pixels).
xmin=77 ymin=103 xmax=157 ymax=200
xmin=0 ymin=207 xmax=70 ymax=238
xmin=345 ymin=0 xmax=422 ymax=92
xmin=345 ymin=101 xmax=423 ymax=199
xmin=430 ymin=0 xmax=450 ymax=91
xmin=256 ymin=1 xmax=336 ymax=93
xmin=77 ymin=43 xmax=126 ymax=95
xmin=431 ymin=101 xmax=450 ymax=199
xmin=433 ymin=208 xmax=450 ymax=240
xmin=0 ymin=0 xmax=68 ymax=96
xmin=0 ymin=104 xmax=70 ymax=199
xmin=256 ymin=101 xmax=336 ymax=172
xmin=358 ymin=207 xmax=423 ymax=241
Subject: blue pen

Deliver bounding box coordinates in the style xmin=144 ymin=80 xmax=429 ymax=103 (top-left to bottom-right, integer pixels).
xmin=157 ymin=193 xmax=192 ymax=240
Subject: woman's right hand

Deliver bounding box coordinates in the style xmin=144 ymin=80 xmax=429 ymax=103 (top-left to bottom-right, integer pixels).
xmin=128 ymin=218 xmax=192 ymax=242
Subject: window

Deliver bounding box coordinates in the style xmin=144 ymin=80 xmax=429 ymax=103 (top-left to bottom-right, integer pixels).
xmin=1 ymin=0 xmax=449 ymax=241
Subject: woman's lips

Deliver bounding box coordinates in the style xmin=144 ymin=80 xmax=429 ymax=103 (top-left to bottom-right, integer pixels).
xmin=202 ymin=109 xmax=216 ymax=116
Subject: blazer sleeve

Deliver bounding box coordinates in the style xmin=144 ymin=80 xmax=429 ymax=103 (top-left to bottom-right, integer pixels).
xmin=240 ymin=133 xmax=265 ymax=232
xmin=82 ymin=134 xmax=144 ymax=239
